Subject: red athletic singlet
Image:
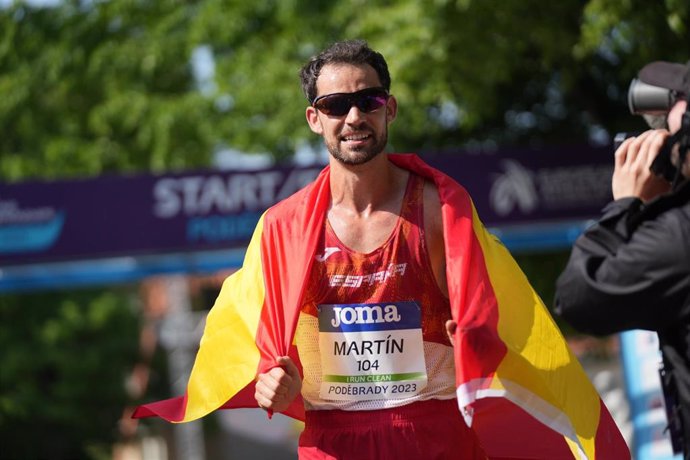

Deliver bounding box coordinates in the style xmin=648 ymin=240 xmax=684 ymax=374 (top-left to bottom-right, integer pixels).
xmin=295 ymin=172 xmax=455 ymax=411
xmin=294 ymin=172 xmax=486 ymax=460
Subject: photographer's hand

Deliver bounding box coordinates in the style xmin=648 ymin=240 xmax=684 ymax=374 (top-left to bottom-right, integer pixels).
xmin=613 ymin=130 xmax=672 ymax=201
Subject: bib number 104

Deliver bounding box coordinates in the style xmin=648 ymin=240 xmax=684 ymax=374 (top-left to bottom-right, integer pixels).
xmin=357 ymin=359 xmax=380 ymax=371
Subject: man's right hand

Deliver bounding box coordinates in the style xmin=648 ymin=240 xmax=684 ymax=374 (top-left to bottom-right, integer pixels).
xmin=254 ymin=356 xmax=302 ymax=413
xmin=613 ymin=130 xmax=672 ymax=202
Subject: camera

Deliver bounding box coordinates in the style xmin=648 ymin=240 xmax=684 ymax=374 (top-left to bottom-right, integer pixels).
xmin=627 ymin=78 xmax=681 ymax=116
xmin=614 ymin=66 xmax=689 ymax=182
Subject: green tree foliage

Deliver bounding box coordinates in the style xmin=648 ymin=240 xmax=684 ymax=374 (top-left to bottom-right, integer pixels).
xmin=0 ymin=0 xmax=222 ymax=180
xmin=1 ymin=0 xmax=688 ymax=180
xmin=0 ymin=287 xmax=141 ymax=459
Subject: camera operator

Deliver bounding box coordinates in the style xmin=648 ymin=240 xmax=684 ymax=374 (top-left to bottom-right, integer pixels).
xmin=554 ymin=60 xmax=690 ymax=457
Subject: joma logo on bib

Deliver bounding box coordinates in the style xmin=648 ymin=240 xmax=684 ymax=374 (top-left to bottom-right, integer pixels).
xmin=317 ymin=301 xmax=427 ymax=402
xmin=331 ymin=304 xmax=401 ymax=328
xmin=318 ymin=301 xmax=421 ymax=333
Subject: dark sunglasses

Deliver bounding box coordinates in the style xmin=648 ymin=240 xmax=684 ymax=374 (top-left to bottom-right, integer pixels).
xmin=312 ymin=87 xmax=389 ymax=117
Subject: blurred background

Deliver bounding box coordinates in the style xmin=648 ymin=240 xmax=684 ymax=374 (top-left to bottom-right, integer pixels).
xmin=1 ymin=0 xmax=689 ymax=459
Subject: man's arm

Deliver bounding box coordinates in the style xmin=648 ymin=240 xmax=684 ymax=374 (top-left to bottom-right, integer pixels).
xmin=554 ymin=197 xmax=689 ymax=335
xmin=554 ymin=130 xmax=689 ymax=335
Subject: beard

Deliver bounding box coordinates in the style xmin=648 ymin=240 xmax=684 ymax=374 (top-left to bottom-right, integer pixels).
xmin=325 ymin=127 xmax=388 ymax=166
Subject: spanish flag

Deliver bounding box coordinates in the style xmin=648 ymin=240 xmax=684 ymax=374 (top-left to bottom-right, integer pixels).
xmin=133 ymin=154 xmax=629 ymax=459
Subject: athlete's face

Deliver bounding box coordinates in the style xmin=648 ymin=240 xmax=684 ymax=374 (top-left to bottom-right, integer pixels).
xmin=306 ymin=63 xmax=397 ymax=166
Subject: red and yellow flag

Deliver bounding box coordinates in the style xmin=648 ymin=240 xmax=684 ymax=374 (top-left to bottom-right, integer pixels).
xmin=133 ymin=154 xmax=629 ymax=459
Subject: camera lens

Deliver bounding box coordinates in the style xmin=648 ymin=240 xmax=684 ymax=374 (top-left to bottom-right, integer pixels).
xmin=628 ymin=79 xmax=676 ymax=115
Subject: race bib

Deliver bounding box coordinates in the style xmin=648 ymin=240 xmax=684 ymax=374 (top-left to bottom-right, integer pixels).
xmin=317 ymin=301 xmax=427 ymax=401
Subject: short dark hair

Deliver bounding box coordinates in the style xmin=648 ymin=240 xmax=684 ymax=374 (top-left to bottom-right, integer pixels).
xmin=299 ymin=39 xmax=391 ymax=104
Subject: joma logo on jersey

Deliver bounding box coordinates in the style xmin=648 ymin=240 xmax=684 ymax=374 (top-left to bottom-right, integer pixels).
xmin=329 ymin=263 xmax=407 ymax=288
xmin=331 ymin=304 xmax=402 ymax=328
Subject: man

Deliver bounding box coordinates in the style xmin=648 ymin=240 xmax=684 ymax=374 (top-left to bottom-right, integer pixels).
xmin=134 ymin=40 xmax=628 ymax=459
xmin=554 ymin=60 xmax=690 ymax=458
xmin=254 ymin=39 xmax=484 ymax=459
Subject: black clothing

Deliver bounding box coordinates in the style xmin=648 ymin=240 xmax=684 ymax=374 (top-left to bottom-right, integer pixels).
xmin=554 ymin=181 xmax=690 ymax=458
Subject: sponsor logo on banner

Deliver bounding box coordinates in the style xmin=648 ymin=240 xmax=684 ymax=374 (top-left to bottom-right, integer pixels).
xmin=152 ymin=168 xmax=321 ymax=244
xmin=489 ymin=159 xmax=613 ymax=217
xmin=0 ymin=200 xmax=64 ymax=254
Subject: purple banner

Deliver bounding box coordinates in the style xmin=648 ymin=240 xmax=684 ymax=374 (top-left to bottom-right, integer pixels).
xmin=425 ymin=144 xmax=614 ymax=226
xmin=0 ymin=166 xmax=323 ymax=266
xmin=0 ymin=144 xmax=615 ymax=267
